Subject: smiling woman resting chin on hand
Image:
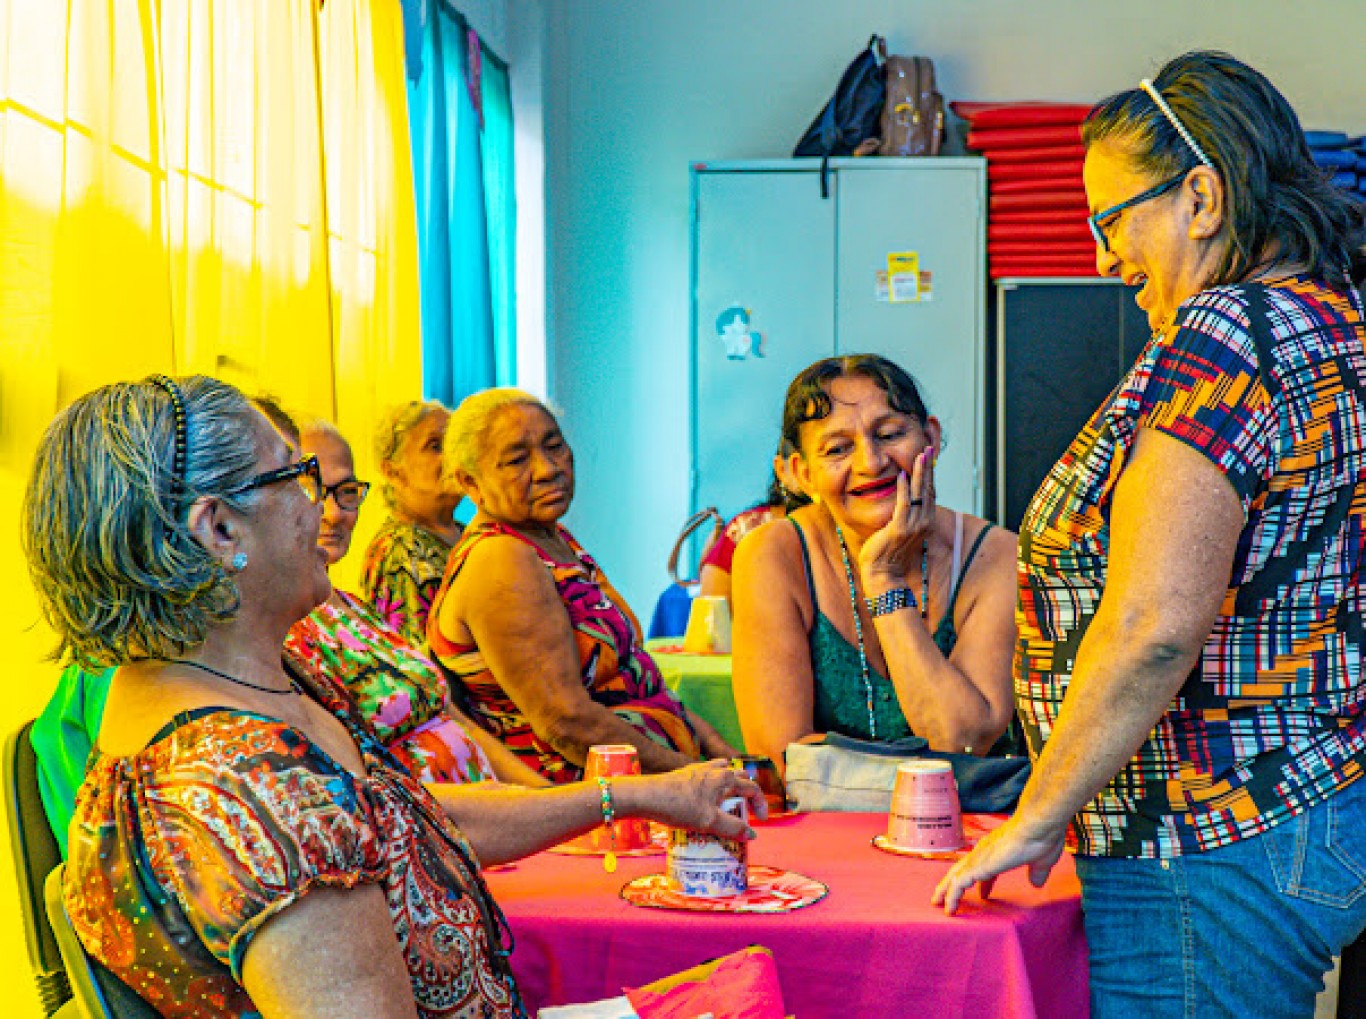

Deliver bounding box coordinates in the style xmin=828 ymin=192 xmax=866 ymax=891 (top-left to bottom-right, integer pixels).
xmin=731 ymin=355 xmax=1020 ymax=776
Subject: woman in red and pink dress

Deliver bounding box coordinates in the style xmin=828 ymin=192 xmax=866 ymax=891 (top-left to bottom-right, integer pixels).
xmin=428 ymin=388 xmax=737 ymax=784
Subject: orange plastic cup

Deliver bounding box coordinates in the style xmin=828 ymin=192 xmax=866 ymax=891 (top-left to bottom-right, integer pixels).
xmin=583 ymin=744 xmax=651 ymax=852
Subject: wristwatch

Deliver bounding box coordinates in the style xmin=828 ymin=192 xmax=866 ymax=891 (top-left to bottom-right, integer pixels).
xmin=866 ymin=587 xmax=917 ymax=618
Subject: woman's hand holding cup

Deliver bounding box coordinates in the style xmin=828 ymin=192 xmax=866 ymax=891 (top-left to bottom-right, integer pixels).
xmin=618 ymin=759 xmax=766 ymax=837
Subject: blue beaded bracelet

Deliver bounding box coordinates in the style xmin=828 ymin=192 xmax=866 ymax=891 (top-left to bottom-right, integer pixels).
xmin=866 ymin=587 xmax=918 ymax=618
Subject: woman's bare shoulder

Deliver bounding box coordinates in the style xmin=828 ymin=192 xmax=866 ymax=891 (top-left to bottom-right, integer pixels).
xmin=733 ymin=513 xmax=803 ymax=574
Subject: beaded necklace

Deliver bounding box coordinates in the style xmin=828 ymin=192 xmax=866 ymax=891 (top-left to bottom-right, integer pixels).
xmin=833 ymin=526 xmax=929 ymax=739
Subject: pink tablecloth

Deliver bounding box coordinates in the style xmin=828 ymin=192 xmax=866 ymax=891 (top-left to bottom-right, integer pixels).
xmin=484 ymin=812 xmax=1089 ymax=1018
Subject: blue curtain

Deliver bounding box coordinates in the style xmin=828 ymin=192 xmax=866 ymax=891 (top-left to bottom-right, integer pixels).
xmin=403 ymin=1 xmax=516 ymax=406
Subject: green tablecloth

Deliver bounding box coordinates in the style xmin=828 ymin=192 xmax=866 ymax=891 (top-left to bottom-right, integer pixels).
xmin=645 ymin=639 xmax=745 ymax=753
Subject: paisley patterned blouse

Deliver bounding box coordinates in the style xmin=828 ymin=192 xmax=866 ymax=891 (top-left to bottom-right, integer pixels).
xmin=63 ymin=668 xmax=526 ymax=1018
xmin=360 ymin=516 xmax=459 ymax=648
xmin=286 ymin=591 xmax=494 ymax=785
xmin=428 ymin=521 xmax=699 ymax=783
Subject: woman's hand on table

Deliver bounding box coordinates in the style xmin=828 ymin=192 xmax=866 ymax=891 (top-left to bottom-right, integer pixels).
xmin=931 ymin=813 xmax=1067 ymax=915
xmin=619 ymin=759 xmax=767 ymax=836
xmin=858 ymin=448 xmax=937 ymax=597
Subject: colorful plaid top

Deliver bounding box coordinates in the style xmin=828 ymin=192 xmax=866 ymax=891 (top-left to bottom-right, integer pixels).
xmin=1018 ymin=276 xmax=1366 ymax=858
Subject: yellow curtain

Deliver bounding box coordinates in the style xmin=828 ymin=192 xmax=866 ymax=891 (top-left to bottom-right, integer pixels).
xmin=0 ymin=3 xmax=421 ymax=1007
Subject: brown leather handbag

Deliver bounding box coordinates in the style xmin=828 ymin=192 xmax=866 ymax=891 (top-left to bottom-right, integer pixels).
xmin=879 ymin=55 xmax=945 ymax=157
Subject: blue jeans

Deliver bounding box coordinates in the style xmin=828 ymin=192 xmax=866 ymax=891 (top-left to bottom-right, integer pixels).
xmin=1076 ymin=777 xmax=1366 ymax=1018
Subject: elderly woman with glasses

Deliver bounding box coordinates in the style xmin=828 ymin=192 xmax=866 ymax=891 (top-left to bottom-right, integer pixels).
xmin=934 ymin=52 xmax=1366 ymax=1015
xmin=26 ymin=375 xmax=763 ymax=1017
xmin=361 ymin=400 xmax=464 ymax=647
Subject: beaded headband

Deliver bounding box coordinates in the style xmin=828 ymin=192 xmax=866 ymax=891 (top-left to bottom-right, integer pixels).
xmin=1138 ymin=78 xmax=1215 ymax=169
xmin=150 ymin=374 xmax=188 ymax=496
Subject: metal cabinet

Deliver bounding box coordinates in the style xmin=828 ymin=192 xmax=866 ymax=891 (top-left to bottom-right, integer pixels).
xmin=690 ymin=158 xmax=987 ymax=526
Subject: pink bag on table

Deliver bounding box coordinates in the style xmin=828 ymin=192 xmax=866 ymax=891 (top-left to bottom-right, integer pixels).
xmin=625 ymin=946 xmax=786 ymax=1019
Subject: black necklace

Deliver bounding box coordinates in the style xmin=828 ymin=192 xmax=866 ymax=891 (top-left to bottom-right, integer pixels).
xmin=170 ymin=658 xmax=300 ymax=695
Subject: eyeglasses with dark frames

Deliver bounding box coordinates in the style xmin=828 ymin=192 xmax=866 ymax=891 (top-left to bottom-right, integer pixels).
xmin=321 ymin=478 xmax=371 ymax=512
xmin=1088 ymin=78 xmax=1217 ymax=255
xmin=223 ymin=454 xmax=324 ymax=504
xmin=1087 ymin=172 xmax=1187 ymax=253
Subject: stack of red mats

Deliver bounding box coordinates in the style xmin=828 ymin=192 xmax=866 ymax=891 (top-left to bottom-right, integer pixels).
xmin=953 ymin=102 xmax=1097 ymax=279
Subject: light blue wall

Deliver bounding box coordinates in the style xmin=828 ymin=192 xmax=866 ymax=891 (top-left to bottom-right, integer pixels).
xmin=541 ymin=0 xmax=1366 ymax=613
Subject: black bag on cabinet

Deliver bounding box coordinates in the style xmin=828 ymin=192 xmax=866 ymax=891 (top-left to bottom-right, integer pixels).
xmin=793 ymin=36 xmax=887 ymax=185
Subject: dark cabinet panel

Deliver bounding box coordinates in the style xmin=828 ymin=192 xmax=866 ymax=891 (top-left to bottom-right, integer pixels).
xmin=994 ymin=279 xmax=1150 ymax=531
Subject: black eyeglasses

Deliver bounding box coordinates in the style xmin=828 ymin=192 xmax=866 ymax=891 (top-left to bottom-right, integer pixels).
xmin=321 ymin=478 xmax=371 ymax=512
xmin=224 ymin=455 xmax=324 ymax=504
xmin=1087 ymin=171 xmax=1187 ymax=253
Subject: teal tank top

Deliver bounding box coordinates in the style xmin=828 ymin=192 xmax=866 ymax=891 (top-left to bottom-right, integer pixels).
xmin=792 ymin=518 xmax=993 ymax=743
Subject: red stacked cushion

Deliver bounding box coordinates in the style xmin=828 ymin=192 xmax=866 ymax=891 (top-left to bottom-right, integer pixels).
xmin=953 ymin=101 xmax=1097 ymax=279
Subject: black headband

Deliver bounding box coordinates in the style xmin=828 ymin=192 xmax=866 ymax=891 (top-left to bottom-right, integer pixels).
xmin=150 ymin=374 xmax=188 ymax=496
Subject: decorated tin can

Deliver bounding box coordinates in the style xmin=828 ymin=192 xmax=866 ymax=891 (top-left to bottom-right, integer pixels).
xmin=666 ymin=796 xmax=748 ymax=897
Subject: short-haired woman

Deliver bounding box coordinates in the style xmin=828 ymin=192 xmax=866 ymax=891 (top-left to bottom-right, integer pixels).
xmin=360 ymin=400 xmax=463 ymax=646
xmin=428 ymin=388 xmax=737 ymax=783
xmin=25 ymin=375 xmax=762 ymax=1017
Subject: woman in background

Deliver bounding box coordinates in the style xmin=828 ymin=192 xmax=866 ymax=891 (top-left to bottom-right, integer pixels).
xmin=429 ymin=388 xmax=736 ymax=782
xmin=731 ymin=354 xmax=1019 ymax=772
xmin=361 ymin=400 xmax=464 ymax=646
xmin=698 ymin=438 xmax=810 ymax=606
xmin=289 ymin=417 xmax=547 ymax=787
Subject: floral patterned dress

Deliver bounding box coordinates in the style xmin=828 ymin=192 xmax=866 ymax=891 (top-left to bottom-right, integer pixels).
xmin=286 ymin=590 xmax=494 ymax=784
xmin=428 ymin=521 xmax=699 ymax=783
xmin=63 ymin=666 xmax=526 ymax=1018
xmin=360 ymin=516 xmax=459 ymax=648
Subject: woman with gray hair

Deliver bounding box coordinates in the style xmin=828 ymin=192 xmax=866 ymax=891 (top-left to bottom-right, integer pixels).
xmin=934 ymin=52 xmax=1366 ymax=1015
xmin=428 ymin=388 xmax=737 ymax=784
xmin=25 ymin=374 xmax=763 ymax=1017
xmin=360 ymin=399 xmax=463 ymax=646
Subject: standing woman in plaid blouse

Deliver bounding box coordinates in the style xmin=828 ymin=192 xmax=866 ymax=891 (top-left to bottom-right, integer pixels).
xmin=935 ymin=51 xmax=1366 ymax=1016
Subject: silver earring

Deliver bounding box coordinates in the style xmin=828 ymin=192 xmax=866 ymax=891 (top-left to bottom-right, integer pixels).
xmin=231 ymin=552 xmax=248 ymax=571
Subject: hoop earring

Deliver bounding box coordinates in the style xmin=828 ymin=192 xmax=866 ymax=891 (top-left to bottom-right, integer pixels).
xmin=231 ymin=552 xmax=248 ymax=571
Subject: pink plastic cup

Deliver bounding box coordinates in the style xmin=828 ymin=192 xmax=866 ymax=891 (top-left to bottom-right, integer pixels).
xmin=887 ymin=760 xmax=963 ymax=852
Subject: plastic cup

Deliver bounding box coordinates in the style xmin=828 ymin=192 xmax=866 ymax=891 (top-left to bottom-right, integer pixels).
xmin=667 ymin=796 xmax=748 ymax=897
xmin=887 ymin=760 xmax=963 ymax=852
xmin=583 ymin=744 xmax=651 ymax=852
xmin=683 ymin=595 xmax=732 ymax=653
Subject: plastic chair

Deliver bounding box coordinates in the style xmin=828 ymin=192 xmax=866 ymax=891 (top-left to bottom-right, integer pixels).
xmin=5 ymin=720 xmax=76 ymax=1016
xmin=4 ymin=720 xmax=156 ymax=1018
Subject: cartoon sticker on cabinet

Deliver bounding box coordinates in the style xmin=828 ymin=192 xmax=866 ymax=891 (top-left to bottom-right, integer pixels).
xmin=716 ymin=306 xmax=764 ymax=360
